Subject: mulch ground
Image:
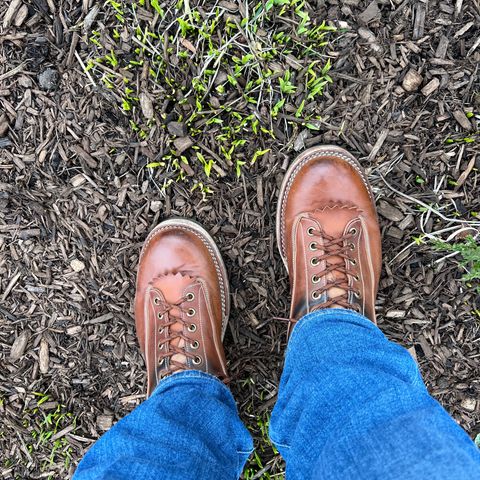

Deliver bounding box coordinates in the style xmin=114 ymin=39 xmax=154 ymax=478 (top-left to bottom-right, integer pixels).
xmin=1 ymin=0 xmax=479 ymax=478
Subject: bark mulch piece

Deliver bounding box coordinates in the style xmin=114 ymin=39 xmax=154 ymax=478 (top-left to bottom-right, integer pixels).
xmin=1 ymin=0 xmax=479 ymax=478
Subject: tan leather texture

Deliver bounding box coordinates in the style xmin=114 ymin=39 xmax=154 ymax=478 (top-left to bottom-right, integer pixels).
xmin=277 ymin=146 xmax=382 ymax=333
xmin=134 ymin=220 xmax=229 ymax=396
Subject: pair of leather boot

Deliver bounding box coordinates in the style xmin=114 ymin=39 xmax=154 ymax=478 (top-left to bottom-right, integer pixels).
xmin=135 ymin=146 xmax=382 ymax=395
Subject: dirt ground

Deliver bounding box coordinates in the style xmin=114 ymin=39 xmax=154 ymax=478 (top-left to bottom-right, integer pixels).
xmin=1 ymin=0 xmax=479 ymax=478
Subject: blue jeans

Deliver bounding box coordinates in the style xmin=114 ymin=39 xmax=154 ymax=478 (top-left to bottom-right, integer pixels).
xmin=74 ymin=310 xmax=480 ymax=479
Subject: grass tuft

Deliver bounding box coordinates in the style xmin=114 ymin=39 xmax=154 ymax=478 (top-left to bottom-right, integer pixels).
xmin=80 ymin=0 xmax=337 ymax=189
xmin=433 ymin=235 xmax=480 ymax=291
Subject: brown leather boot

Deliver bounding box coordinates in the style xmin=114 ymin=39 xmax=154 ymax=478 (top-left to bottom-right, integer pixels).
xmin=276 ymin=145 xmax=382 ymax=335
xmin=135 ymin=219 xmax=229 ymax=396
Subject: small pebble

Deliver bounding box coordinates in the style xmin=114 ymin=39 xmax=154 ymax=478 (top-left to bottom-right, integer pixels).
xmin=70 ymin=259 xmax=85 ymax=272
xmin=97 ymin=414 xmax=113 ymax=431
xmin=402 ymin=69 xmax=423 ymax=92
xmin=38 ymin=68 xmax=58 ymax=91
xmin=150 ymin=200 xmax=162 ymax=213
xmin=460 ymin=398 xmax=477 ymax=412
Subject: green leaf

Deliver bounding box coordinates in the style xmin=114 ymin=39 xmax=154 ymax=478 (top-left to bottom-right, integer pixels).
xmin=295 ymin=99 xmax=306 ymax=117
xmin=251 ymin=148 xmax=270 ymax=164
xmin=272 ymin=98 xmax=285 ymax=117
xmin=415 ymin=176 xmax=425 ymax=184
xmin=236 ymin=159 xmax=246 ymax=177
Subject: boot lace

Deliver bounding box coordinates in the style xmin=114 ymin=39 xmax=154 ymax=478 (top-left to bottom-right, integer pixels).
xmin=307 ymin=226 xmax=361 ymax=312
xmin=153 ymin=294 xmax=202 ymax=376
xmin=152 ymin=293 xmax=230 ymax=383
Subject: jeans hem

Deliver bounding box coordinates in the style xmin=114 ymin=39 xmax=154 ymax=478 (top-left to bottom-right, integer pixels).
xmin=289 ymin=308 xmax=373 ymax=345
xmin=151 ymin=370 xmax=230 ymax=397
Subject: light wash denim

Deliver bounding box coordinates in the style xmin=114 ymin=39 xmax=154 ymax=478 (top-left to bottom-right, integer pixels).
xmin=74 ymin=310 xmax=480 ymax=479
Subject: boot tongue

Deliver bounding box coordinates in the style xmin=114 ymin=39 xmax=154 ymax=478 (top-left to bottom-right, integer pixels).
xmin=150 ymin=272 xmax=197 ymax=369
xmin=308 ymin=206 xmax=358 ymax=308
xmin=151 ymin=272 xmax=194 ymax=304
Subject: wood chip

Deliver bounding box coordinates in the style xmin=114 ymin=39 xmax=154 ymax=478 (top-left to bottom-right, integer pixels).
xmin=421 ymin=77 xmax=440 ymax=96
xmin=14 ymin=4 xmax=28 ymax=27
xmin=454 ymin=21 xmax=474 ymax=39
xmin=10 ymin=330 xmax=30 ymax=361
xmin=70 ymin=144 xmax=98 ymax=169
xmin=173 ymin=136 xmax=193 ymax=155
xmin=0 ymin=62 xmax=26 ymax=82
xmin=367 ymin=129 xmax=389 ymax=161
xmin=2 ymin=271 xmax=21 ymax=301
xmin=66 ymin=326 xmax=82 ymax=336
xmin=407 ymin=346 xmax=418 ymax=363
xmin=71 ymin=174 xmax=86 ymax=187
xmin=412 ymin=2 xmax=426 ymax=39
xmin=3 ymin=0 xmax=22 ymax=28
xmin=455 ymin=155 xmax=476 ymax=189
xmin=452 ymin=110 xmax=472 ymax=131
xmin=418 ymin=335 xmax=433 ymax=358
xmin=219 ymin=0 xmax=238 ymax=11
xmin=51 ymin=424 xmax=75 ymax=441
xmin=359 ymin=0 xmax=380 ymax=24
xmin=83 ymin=5 xmax=100 ymax=33
xmin=87 ymin=312 xmax=114 ymax=324
xmin=39 ymin=338 xmax=49 ymax=374
xmin=139 ymin=92 xmax=154 ymax=119
xmin=386 ymin=309 xmax=406 ymax=318
xmin=167 ymin=122 xmax=187 ymax=136
xmin=0 ymin=137 xmax=12 ymax=148
xmin=180 ymin=38 xmax=196 ymax=54
xmin=467 ymin=36 xmax=480 ymax=56
xmin=435 ymin=35 xmax=449 ymax=59
xmin=0 ymin=114 xmax=9 ymax=136
xmin=378 ymin=200 xmax=404 ymax=221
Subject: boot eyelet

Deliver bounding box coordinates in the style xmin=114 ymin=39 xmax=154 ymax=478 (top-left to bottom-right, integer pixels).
xmin=157 ymin=312 xmax=164 ymax=319
xmin=186 ymin=292 xmax=195 ymax=301
xmin=158 ymin=327 xmax=164 ymax=334
xmin=312 ymin=275 xmax=320 ymax=284
xmin=307 ymin=227 xmax=315 ymax=236
xmin=158 ymin=358 xmax=164 ymax=366
xmin=154 ymin=297 xmax=160 ymax=305
xmin=310 ymin=257 xmax=319 ymax=266
xmin=349 ymin=243 xmax=355 ymax=250
xmin=353 ymin=275 xmax=359 ymax=282
xmin=350 ymin=258 xmax=357 ymax=266
xmin=188 ymin=323 xmax=197 ymax=333
xmin=187 ymin=308 xmax=196 ymax=317
xmin=192 ymin=356 xmax=202 ymax=365
xmin=354 ymin=291 xmax=361 ymax=299
xmin=349 ymin=228 xmax=357 ymax=235
xmin=312 ymin=290 xmax=320 ymax=300
xmin=158 ymin=343 xmax=164 ymax=350
xmin=190 ymin=340 xmax=200 ymax=350
xmin=309 ymin=242 xmax=318 ymax=251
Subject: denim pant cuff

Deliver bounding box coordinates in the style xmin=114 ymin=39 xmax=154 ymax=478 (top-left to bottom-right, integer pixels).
xmin=289 ymin=308 xmax=375 ymax=345
xmin=151 ymin=370 xmax=230 ymax=398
